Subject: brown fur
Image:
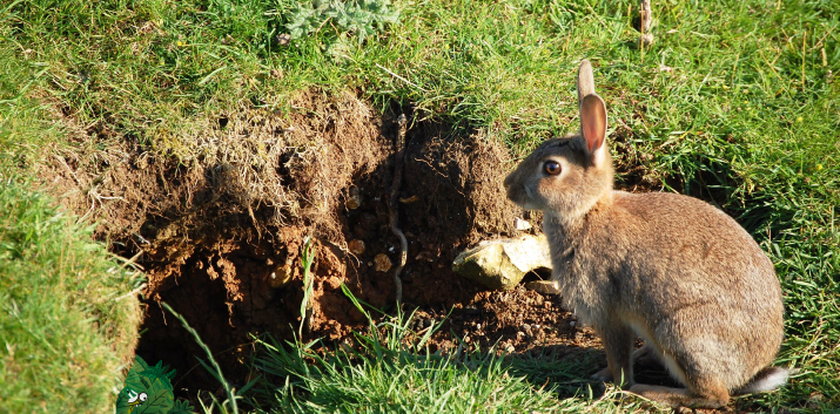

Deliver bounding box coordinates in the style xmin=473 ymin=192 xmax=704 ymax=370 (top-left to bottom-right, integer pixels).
xmin=503 ymin=60 xmax=785 ymax=408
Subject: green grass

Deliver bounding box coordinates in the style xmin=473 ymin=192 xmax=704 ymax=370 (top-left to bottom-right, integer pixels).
xmin=0 ymin=182 xmax=141 ymax=412
xmin=251 ymin=291 xmax=655 ymax=413
xmin=1 ymin=0 xmax=838 ymax=412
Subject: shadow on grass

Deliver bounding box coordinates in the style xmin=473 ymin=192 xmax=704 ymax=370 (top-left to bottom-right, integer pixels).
xmin=504 ymin=343 xmax=681 ymax=401
xmin=504 ymin=344 xmax=607 ymax=399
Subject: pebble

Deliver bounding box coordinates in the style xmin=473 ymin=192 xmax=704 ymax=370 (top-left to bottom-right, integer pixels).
xmin=345 ymin=187 xmax=362 ymax=210
xmin=348 ymin=239 xmax=366 ymax=255
xmin=373 ymin=253 xmax=392 ymax=272
xmin=514 ymin=217 xmax=532 ymax=230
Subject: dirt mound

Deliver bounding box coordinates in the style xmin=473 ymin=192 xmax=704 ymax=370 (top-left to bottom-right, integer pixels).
xmin=39 ymin=90 xmax=587 ymax=392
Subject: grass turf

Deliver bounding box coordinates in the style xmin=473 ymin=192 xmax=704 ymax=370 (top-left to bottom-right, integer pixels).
xmin=0 ymin=182 xmax=142 ymax=412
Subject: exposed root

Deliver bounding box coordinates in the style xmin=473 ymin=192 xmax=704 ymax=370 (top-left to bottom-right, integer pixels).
xmin=389 ymin=114 xmax=409 ymax=305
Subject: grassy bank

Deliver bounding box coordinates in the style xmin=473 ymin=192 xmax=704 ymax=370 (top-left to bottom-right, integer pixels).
xmin=1 ymin=0 xmax=837 ymax=412
xmin=0 ymin=182 xmax=142 ymax=412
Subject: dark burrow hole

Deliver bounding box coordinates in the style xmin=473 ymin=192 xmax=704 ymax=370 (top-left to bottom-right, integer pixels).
xmin=521 ymin=267 xmax=553 ymax=284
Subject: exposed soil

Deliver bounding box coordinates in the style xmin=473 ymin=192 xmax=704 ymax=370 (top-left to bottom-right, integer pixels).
xmin=38 ymin=90 xmax=567 ymax=386
xmin=38 ymin=90 xmax=733 ymax=412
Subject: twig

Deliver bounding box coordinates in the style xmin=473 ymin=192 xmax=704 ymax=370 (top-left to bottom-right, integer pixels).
xmin=801 ymin=30 xmax=807 ymax=87
xmin=299 ymin=236 xmax=315 ymax=339
xmin=388 ymin=114 xmax=409 ymax=306
xmin=640 ymin=0 xmax=653 ymax=49
xmin=376 ymin=63 xmax=427 ymax=92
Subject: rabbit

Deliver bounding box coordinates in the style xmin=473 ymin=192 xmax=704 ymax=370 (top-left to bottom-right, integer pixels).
xmin=503 ymin=60 xmax=787 ymax=409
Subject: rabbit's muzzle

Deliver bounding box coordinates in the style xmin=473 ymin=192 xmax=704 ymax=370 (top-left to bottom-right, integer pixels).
xmin=504 ymin=169 xmax=535 ymax=210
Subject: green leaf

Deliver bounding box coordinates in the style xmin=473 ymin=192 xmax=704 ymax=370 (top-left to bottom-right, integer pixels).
xmin=168 ymin=399 xmax=195 ymax=414
xmin=116 ymin=356 xmax=177 ymax=414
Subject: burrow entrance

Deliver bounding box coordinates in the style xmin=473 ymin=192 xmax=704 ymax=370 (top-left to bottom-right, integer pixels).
xmin=39 ymin=90 xmax=594 ymax=395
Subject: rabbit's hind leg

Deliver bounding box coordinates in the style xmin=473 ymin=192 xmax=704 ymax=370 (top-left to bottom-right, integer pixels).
xmin=629 ymin=346 xmax=731 ymax=408
xmin=629 ymin=378 xmax=730 ymax=409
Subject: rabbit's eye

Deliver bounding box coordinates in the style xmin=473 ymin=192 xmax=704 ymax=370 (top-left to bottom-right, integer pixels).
xmin=543 ymin=161 xmax=561 ymax=176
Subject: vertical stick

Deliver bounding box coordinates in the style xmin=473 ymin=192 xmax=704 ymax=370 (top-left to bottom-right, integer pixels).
xmin=801 ymin=30 xmax=807 ymax=87
xmin=299 ymin=236 xmax=315 ymax=339
xmin=640 ymin=0 xmax=653 ymax=49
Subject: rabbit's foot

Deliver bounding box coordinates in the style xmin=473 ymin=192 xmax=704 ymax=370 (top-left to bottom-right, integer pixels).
xmin=629 ymin=383 xmax=729 ymax=409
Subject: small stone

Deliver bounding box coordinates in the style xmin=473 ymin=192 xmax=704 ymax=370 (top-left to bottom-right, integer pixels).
xmin=275 ymin=33 xmax=291 ymax=46
xmin=452 ymin=234 xmax=552 ymax=290
xmin=345 ymin=187 xmax=362 ymax=210
xmin=373 ymin=253 xmax=392 ymax=272
xmin=525 ymin=280 xmax=561 ymax=295
xmin=514 ymin=217 xmax=532 ymax=230
xmin=348 ymin=239 xmax=365 ymax=255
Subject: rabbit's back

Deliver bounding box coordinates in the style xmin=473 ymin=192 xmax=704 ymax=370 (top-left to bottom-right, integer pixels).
xmin=607 ymin=191 xmax=779 ymax=295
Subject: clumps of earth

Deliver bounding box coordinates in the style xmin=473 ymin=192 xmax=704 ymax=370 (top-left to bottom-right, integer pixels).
xmin=39 ymin=90 xmax=602 ymax=394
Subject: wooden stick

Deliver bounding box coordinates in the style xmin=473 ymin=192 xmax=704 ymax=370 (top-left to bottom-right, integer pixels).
xmin=640 ymin=0 xmax=654 ymax=47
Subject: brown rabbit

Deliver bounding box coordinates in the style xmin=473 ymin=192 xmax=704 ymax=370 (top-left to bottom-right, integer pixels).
xmin=503 ymin=60 xmax=787 ymax=409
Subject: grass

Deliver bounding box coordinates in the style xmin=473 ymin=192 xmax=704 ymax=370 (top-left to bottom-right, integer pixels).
xmin=1 ymin=0 xmax=838 ymax=412
xmin=250 ymin=287 xmax=655 ymax=413
xmin=0 ymin=182 xmax=141 ymax=412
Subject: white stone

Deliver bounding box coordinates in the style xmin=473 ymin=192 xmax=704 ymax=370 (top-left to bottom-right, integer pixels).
xmin=452 ymin=234 xmax=552 ymax=290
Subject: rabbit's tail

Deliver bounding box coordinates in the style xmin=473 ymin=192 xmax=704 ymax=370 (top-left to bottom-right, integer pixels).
xmin=734 ymin=366 xmax=789 ymax=395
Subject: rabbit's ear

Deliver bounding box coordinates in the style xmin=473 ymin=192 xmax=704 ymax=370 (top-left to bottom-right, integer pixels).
xmin=580 ymin=93 xmax=607 ymax=165
xmin=577 ymin=60 xmax=596 ymax=104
